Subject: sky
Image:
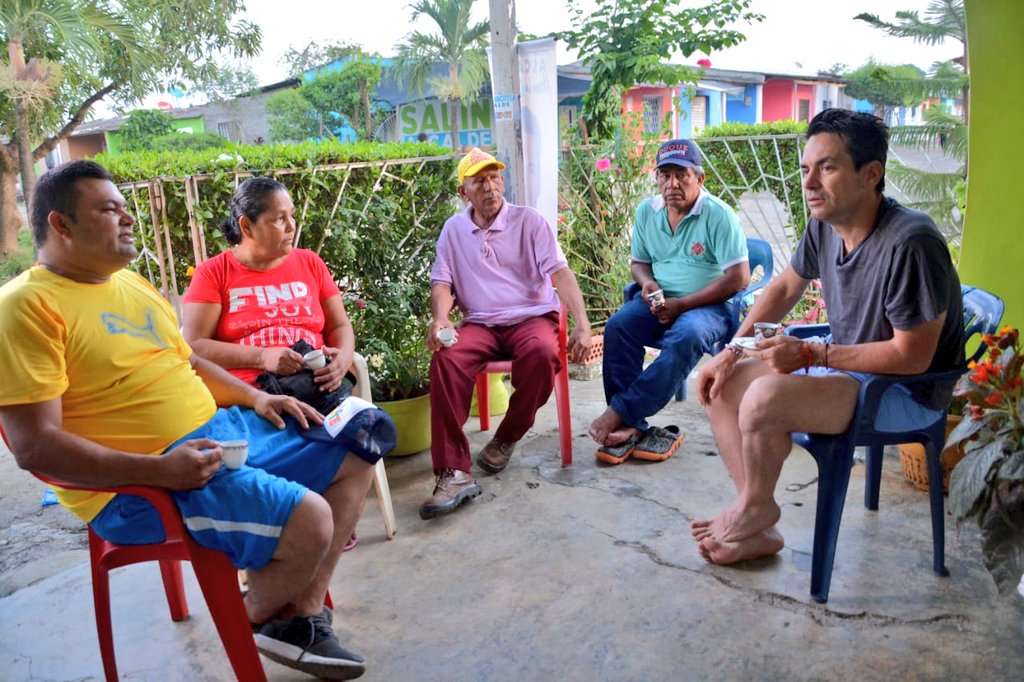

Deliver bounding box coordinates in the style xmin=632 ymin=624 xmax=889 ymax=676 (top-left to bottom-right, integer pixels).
xmin=132 ymin=0 xmax=960 ymax=111
xmin=237 ymin=0 xmax=961 ymax=84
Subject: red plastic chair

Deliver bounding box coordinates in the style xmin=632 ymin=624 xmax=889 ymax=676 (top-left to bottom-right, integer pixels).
xmin=0 ymin=422 xmax=333 ymax=682
xmin=474 ymin=303 xmax=573 ymax=467
xmin=28 ymin=471 xmax=273 ymax=682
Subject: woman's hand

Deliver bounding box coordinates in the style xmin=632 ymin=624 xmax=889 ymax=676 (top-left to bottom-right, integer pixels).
xmin=253 ymin=392 xmax=324 ymax=429
xmin=315 ymin=346 xmax=352 ymax=393
xmin=260 ymin=347 xmax=305 ymax=375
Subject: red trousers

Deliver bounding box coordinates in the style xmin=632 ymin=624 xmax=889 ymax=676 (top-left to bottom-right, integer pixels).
xmin=429 ymin=313 xmax=560 ymax=474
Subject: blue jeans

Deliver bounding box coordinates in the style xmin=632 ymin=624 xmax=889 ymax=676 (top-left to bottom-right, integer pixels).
xmin=603 ymin=293 xmax=734 ymax=430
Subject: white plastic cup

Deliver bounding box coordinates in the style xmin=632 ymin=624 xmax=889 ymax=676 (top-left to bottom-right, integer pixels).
xmin=437 ymin=327 xmax=458 ymax=348
xmin=220 ymin=440 xmax=248 ymax=470
xmin=303 ymin=349 xmax=327 ymax=370
xmin=648 ymin=289 xmax=665 ymax=309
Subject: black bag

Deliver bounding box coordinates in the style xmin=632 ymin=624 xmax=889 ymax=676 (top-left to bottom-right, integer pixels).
xmin=255 ymin=339 xmax=352 ymax=414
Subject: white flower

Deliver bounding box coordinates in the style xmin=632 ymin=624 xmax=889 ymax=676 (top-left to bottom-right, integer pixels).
xmin=368 ymin=354 xmax=385 ymax=369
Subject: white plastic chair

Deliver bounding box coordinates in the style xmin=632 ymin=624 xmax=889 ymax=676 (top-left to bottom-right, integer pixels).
xmin=351 ymin=353 xmax=397 ymax=539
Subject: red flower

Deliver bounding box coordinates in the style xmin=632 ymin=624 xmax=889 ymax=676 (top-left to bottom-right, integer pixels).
xmin=985 ymin=391 xmax=1005 ymax=407
xmin=697 ymin=58 xmax=712 ymax=68
xmin=355 ymin=298 xmax=367 ymax=310
xmin=691 ymin=242 xmax=705 ymax=256
xmin=969 ymin=404 xmax=985 ymax=421
xmin=982 ymin=333 xmax=998 ymax=347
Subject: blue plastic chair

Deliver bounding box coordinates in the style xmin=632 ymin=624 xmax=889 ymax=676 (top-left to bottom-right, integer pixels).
xmin=786 ymin=284 xmax=1004 ymax=603
xmin=622 ymin=237 xmax=774 ymax=401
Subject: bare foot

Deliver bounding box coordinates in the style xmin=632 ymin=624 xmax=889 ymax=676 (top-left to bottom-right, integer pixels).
xmin=690 ymin=499 xmax=740 ymax=540
xmin=698 ymin=527 xmax=785 ymax=565
xmin=589 ymin=408 xmax=629 ymax=445
xmin=717 ymin=500 xmax=782 ymax=543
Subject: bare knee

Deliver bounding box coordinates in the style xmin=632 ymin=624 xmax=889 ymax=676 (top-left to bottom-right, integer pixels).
xmin=279 ymin=492 xmax=333 ymax=563
xmin=738 ymin=375 xmax=788 ymax=433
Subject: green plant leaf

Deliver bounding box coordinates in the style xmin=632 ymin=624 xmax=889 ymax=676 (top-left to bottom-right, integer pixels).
xmin=978 ymin=483 xmax=1024 ymax=595
xmin=998 ymin=450 xmax=1024 ymax=482
xmin=949 ymin=438 xmax=1007 ymax=522
xmin=945 ymin=410 xmax=992 ymax=451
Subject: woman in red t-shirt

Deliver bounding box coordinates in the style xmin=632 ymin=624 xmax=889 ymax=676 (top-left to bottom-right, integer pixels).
xmin=182 ymin=177 xmax=354 ymax=396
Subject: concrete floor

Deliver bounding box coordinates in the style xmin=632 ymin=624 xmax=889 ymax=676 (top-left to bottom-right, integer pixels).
xmin=2 ymin=374 xmax=1023 ymax=681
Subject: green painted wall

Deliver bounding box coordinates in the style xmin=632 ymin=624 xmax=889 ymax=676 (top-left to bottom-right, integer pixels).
xmin=960 ymin=0 xmax=1024 ymax=329
xmin=104 ymin=116 xmax=206 ymax=155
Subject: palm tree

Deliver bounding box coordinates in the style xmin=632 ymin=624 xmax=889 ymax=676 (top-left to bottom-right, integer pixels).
xmin=855 ymin=0 xmax=968 ymax=122
xmin=0 ymin=0 xmax=142 ymax=207
xmin=392 ymin=0 xmax=490 ymax=150
xmin=856 ymin=1 xmax=969 ymax=249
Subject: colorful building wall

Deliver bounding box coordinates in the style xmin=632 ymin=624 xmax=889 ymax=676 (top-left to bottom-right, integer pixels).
xmin=959 ymin=0 xmax=1024 ymax=330
xmin=725 ymin=84 xmax=759 ymax=124
xmin=762 ymin=79 xmax=794 ymax=121
xmin=795 ymin=83 xmax=815 ymax=122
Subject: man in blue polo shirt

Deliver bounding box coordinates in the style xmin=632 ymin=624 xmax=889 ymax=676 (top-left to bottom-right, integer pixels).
xmin=589 ymin=139 xmax=750 ymax=463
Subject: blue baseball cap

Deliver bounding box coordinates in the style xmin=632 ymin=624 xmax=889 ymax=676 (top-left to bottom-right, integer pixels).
xmin=656 ymin=139 xmax=703 ymax=169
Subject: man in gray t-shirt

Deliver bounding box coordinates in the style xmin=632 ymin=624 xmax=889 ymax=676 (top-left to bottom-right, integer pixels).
xmin=689 ymin=109 xmax=965 ymax=567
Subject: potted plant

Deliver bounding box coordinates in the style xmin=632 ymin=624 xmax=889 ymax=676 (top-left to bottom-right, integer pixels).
xmin=348 ymin=281 xmax=434 ymax=456
xmin=947 ymin=326 xmax=1024 ymax=595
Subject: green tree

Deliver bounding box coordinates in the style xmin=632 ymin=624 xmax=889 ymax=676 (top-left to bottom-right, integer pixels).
xmin=0 ymin=0 xmax=260 ymax=255
xmin=855 ymin=0 xmax=968 ymax=122
xmin=855 ymin=1 xmax=969 ymax=241
xmin=280 ymin=40 xmax=364 ymax=78
xmin=266 ymin=88 xmax=319 ymax=142
xmin=392 ymin=0 xmax=490 ymax=150
xmin=267 ymin=60 xmax=384 ymax=143
xmin=558 ymin=0 xmax=762 ymax=140
xmin=118 ymin=108 xmax=173 ymax=151
xmin=0 ymin=0 xmax=147 ymax=252
xmin=189 ymin=62 xmax=259 ymax=102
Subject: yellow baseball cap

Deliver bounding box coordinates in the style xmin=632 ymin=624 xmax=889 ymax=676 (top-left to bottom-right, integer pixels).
xmin=457 ymin=147 xmax=506 ymax=185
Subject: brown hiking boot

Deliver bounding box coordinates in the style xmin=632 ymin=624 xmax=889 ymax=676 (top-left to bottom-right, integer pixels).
xmin=418 ymin=469 xmax=482 ymax=520
xmin=476 ymin=438 xmax=516 ymax=474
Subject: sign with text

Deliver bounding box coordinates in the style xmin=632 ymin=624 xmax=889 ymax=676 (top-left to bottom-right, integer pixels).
xmin=399 ymin=98 xmax=493 ymax=147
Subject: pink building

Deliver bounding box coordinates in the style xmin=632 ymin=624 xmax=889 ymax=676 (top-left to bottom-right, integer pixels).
xmin=761 ymin=74 xmax=844 ymax=123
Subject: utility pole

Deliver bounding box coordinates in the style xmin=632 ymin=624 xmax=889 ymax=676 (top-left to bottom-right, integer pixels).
xmin=488 ymin=0 xmax=525 ymax=205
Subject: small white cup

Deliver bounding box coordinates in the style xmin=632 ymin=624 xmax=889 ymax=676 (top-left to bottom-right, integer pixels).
xmin=648 ymin=289 xmax=665 ymax=309
xmin=220 ymin=440 xmax=248 ymax=470
xmin=303 ymin=349 xmax=327 ymax=370
xmin=437 ymin=327 xmax=458 ymax=348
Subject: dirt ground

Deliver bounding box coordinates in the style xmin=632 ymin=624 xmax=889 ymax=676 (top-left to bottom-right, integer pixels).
xmin=0 ymin=440 xmax=88 ymax=595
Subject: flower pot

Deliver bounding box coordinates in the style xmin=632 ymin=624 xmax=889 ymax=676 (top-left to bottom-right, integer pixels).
xmin=379 ymin=392 xmax=431 ymax=457
xmin=897 ymin=414 xmax=967 ymax=494
xmin=470 ymin=372 xmax=510 ymax=417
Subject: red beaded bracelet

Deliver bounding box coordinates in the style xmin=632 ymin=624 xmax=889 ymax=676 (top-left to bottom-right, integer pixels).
xmin=800 ymin=342 xmax=814 ymax=370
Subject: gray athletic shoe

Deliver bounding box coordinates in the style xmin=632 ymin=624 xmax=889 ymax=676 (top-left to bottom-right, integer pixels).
xmin=254 ymin=611 xmax=365 ymax=679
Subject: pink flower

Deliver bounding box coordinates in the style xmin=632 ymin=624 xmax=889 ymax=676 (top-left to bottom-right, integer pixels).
xmin=595 ymin=158 xmax=612 ymax=172
xmin=697 ymin=58 xmax=712 ymax=68
xmin=355 ymin=298 xmax=366 ymax=310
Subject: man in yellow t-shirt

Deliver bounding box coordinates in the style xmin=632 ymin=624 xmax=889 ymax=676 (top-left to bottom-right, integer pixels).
xmin=0 ymin=161 xmax=371 ymax=680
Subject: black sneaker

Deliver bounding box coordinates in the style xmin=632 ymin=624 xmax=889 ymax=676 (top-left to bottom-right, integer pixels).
xmin=254 ymin=612 xmax=366 ymax=679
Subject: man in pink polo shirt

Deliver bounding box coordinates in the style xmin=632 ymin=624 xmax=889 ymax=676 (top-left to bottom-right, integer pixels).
xmin=420 ymin=148 xmax=593 ymax=520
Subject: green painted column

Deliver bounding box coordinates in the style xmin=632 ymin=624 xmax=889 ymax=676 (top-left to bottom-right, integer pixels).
xmin=959 ymin=0 xmax=1024 ymax=329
